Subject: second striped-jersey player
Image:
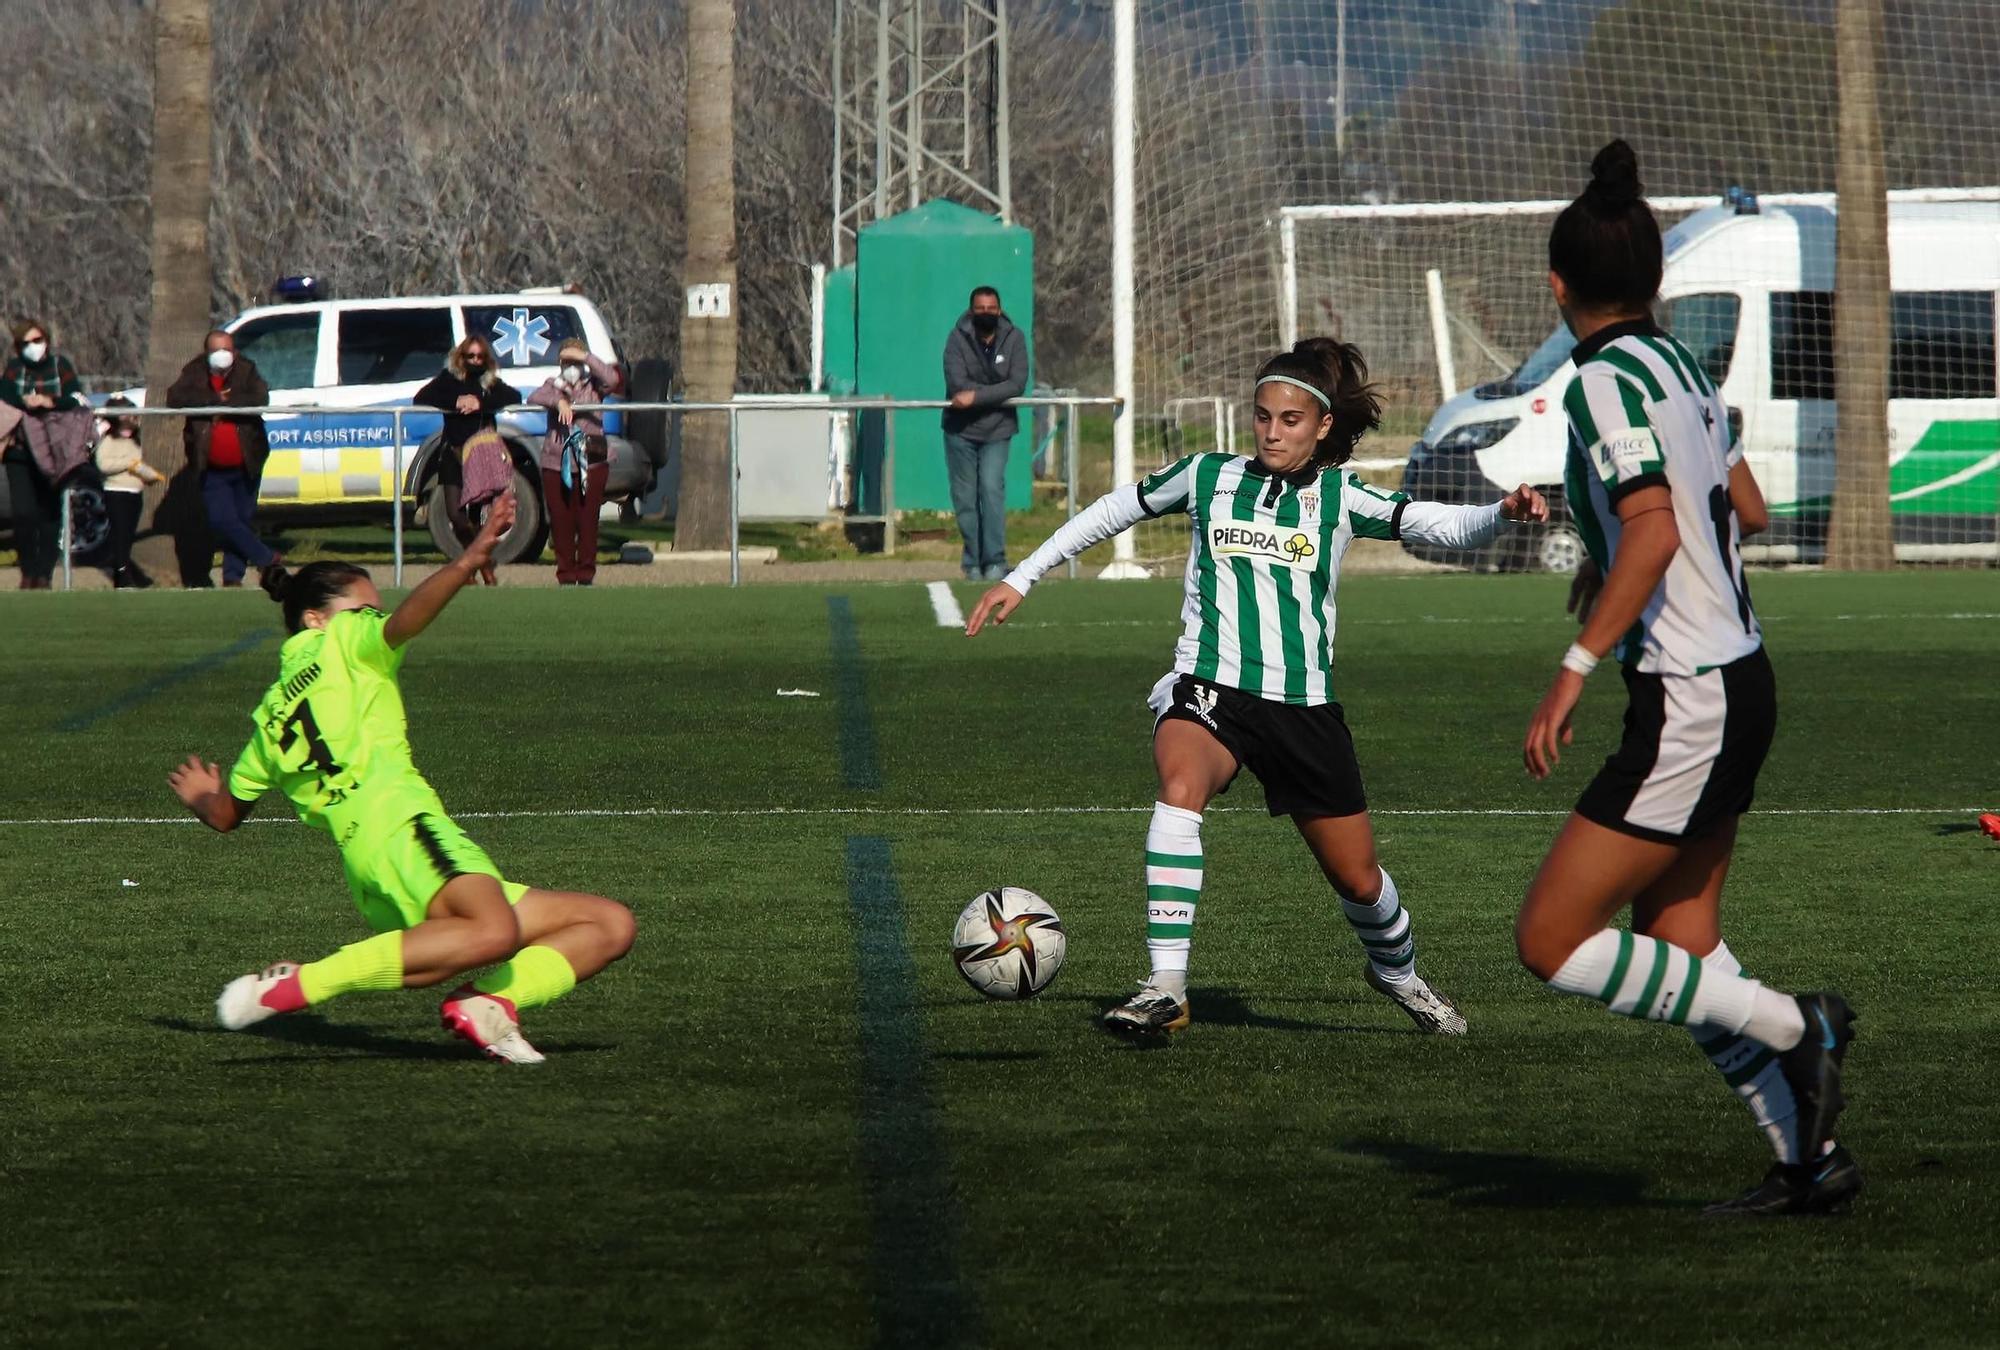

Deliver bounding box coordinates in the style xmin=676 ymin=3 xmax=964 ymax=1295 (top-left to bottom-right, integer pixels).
xmin=1003 ymin=452 xmax=1513 ymax=705
xmin=1517 ymin=141 xmax=1855 ymax=1217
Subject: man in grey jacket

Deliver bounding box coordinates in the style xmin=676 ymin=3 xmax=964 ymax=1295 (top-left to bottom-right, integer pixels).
xmin=941 ymin=286 xmax=1028 ymax=580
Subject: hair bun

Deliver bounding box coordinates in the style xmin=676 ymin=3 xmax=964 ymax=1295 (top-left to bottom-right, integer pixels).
xmin=1585 ymin=139 xmax=1643 ymax=212
xmin=259 ymin=565 xmax=292 ymax=604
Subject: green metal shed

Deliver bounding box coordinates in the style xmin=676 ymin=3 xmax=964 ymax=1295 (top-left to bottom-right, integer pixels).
xmin=854 ymin=199 xmax=1034 ymax=513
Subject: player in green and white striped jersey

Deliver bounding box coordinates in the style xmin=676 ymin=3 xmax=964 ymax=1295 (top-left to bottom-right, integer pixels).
xmin=1513 ymin=141 xmax=1857 ymax=1216
xmin=966 ymin=337 xmax=1548 ymax=1037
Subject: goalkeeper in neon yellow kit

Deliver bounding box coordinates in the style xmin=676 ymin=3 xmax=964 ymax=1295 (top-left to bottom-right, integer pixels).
xmin=168 ymin=494 xmax=635 ymax=1064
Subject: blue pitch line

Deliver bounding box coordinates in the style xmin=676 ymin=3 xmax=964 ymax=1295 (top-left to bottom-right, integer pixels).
xmin=845 ymin=836 xmax=980 ymax=1350
xmin=57 ymin=627 xmax=278 ymax=733
xmin=827 ymin=595 xmax=882 ymax=791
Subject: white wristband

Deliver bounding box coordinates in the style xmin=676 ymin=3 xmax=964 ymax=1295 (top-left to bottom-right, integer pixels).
xmin=1561 ymin=643 xmax=1599 ymax=677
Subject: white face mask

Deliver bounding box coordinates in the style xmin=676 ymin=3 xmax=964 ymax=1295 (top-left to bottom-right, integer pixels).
xmin=207 ymin=348 xmax=235 ymax=372
xmin=20 ymin=341 xmax=47 ymax=363
xmin=561 ymin=363 xmax=587 ymax=386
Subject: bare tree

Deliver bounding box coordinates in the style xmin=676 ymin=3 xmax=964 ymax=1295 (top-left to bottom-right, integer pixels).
xmin=1828 ymin=0 xmax=1893 ymax=568
xmin=676 ymin=0 xmax=739 ymax=550
xmin=136 ymin=0 xmax=215 ymax=586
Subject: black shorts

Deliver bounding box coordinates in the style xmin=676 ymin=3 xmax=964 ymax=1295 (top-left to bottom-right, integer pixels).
xmin=1575 ymin=647 xmax=1776 ymax=844
xmin=1149 ymin=673 xmax=1367 ymax=819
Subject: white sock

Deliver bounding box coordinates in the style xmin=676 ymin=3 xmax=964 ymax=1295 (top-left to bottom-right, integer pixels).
xmin=1690 ymin=942 xmax=1803 ymax=1164
xmin=1145 ymin=801 xmax=1201 ymax=999
xmin=1341 ymin=867 xmax=1415 ymax=986
xmin=1548 ymin=929 xmax=1782 ymax=1036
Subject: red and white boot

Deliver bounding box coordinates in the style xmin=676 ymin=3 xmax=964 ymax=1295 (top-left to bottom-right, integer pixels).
xmin=439 ymin=986 xmax=545 ymax=1065
xmin=215 ymin=961 xmax=308 ymax=1030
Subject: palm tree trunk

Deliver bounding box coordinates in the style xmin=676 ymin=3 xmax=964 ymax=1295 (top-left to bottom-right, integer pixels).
xmin=1827 ymin=0 xmax=1893 ymax=569
xmin=135 ymin=0 xmax=216 ymax=586
xmin=676 ymin=0 xmax=740 ymax=551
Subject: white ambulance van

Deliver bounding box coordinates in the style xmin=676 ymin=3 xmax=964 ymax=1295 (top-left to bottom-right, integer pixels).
xmin=114 ymin=290 xmax=674 ymax=565
xmin=1400 ymin=195 xmax=1999 ymax=569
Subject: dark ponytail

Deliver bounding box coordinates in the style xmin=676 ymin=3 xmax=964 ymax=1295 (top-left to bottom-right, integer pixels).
xmin=1254 ymin=336 xmax=1383 ymax=469
xmin=1548 ymin=139 xmax=1663 ymax=313
xmin=262 ymin=560 xmax=371 ymax=633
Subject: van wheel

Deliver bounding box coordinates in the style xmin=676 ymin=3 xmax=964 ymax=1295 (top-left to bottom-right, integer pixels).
xmin=425 ymin=463 xmax=547 ymax=565
xmin=626 ymin=357 xmax=675 ymax=469
xmin=61 ymin=479 xmax=114 ymax=565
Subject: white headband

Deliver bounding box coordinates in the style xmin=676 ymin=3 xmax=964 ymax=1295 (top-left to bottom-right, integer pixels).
xmin=1257 ymin=374 xmax=1331 ymax=409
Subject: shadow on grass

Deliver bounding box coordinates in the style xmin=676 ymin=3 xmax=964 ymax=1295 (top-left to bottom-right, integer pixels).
xmin=931 ymin=1049 xmax=1045 ymax=1063
xmin=1933 ymin=822 xmax=1984 ymax=836
xmin=146 ymin=1014 xmax=615 ymax=1063
xmin=1093 ymin=987 xmax=1407 ymax=1035
xmin=1341 ymin=1136 xmax=1689 ymax=1211
xmin=1061 ymin=986 xmax=1414 ymax=1050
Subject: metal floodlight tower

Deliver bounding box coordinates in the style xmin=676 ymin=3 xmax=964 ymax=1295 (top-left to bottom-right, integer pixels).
xmin=832 ymin=0 xmax=1012 ymax=266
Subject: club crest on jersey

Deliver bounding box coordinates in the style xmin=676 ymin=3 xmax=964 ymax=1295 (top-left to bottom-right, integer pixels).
xmin=1209 ymin=522 xmax=1318 ymax=569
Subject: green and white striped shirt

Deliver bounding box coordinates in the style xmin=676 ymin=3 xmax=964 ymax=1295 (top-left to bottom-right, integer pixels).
xmin=1005 ymin=453 xmax=1509 ymax=706
xmin=1562 ymin=319 xmax=1761 ymax=676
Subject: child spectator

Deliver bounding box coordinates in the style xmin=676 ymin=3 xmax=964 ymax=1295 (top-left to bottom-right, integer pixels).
xmin=94 ymin=396 xmax=161 ymax=589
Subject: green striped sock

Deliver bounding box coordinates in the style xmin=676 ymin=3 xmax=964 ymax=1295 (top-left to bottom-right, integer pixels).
xmin=1341 ymin=867 xmax=1415 ymax=984
xmin=1144 ymin=801 xmax=1203 ymax=992
xmin=1547 ymin=929 xmax=1757 ymax=1033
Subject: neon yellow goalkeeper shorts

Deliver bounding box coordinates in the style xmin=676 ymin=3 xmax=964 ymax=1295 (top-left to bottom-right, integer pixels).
xmin=341 ymin=811 xmax=530 ymax=933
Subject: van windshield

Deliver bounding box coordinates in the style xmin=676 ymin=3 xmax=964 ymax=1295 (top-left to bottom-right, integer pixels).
xmin=1477 ymin=327 xmax=1571 ymax=399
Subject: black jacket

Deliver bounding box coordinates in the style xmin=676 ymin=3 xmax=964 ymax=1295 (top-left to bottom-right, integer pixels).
xmin=941 ymin=312 xmax=1028 ymax=443
xmin=414 ymin=370 xmax=521 ymax=450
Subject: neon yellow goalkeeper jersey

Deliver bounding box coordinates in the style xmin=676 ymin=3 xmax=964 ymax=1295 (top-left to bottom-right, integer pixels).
xmin=228 ymin=607 xmax=446 ymax=849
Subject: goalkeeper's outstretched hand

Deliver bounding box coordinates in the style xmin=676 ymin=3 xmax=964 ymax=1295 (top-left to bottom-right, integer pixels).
xmin=965 ymin=582 xmax=1025 ymax=637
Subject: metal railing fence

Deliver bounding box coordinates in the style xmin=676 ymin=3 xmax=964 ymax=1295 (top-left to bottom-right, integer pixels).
xmin=42 ymin=394 xmax=1122 ymax=589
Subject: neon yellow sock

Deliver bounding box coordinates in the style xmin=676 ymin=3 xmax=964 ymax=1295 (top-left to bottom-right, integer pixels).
xmin=473 ymin=945 xmax=577 ymax=1011
xmin=297 ymin=930 xmax=406 ymax=1006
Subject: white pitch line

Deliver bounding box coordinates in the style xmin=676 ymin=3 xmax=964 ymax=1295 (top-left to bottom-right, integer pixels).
xmin=0 ymin=805 xmax=1982 ymax=828
xmin=1016 ymin=611 xmax=2000 ymax=631
xmin=926 ymin=581 xmax=965 ymax=629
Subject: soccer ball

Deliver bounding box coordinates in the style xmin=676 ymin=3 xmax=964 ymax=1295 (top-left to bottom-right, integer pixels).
xmin=951 ymin=887 xmax=1067 ymax=1000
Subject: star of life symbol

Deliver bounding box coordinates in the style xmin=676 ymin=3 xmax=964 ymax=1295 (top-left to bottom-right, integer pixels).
xmin=492 ymin=307 xmax=550 ymax=366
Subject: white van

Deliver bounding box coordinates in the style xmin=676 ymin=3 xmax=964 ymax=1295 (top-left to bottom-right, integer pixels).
xmin=117 ymin=290 xmax=675 ymax=564
xmin=1400 ymin=197 xmax=2000 ymax=568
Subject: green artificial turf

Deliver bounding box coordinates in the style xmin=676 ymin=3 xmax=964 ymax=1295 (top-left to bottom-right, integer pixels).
xmin=2 ymin=571 xmax=1997 ymax=1348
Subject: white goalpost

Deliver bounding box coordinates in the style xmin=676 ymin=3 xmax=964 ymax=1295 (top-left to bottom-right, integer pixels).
xmin=1100 ymin=0 xmax=1146 ymax=579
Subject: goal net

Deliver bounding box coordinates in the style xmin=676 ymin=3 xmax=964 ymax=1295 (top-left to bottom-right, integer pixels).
xmin=1127 ymin=1 xmax=2000 ymax=570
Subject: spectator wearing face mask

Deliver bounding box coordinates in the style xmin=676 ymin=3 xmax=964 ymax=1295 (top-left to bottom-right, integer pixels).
xmin=167 ymin=329 xmax=280 ymax=588
xmin=527 ymin=340 xmax=621 ymax=586
xmin=941 ymin=285 xmax=1028 ymax=581
xmin=2 ymin=317 xmax=87 ymax=589
xmin=93 ymin=397 xmax=162 ymax=589
xmin=414 ymin=334 xmax=520 ymax=551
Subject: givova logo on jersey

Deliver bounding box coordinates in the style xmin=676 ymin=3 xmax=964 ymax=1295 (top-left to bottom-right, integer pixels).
xmin=1208 ymin=521 xmax=1318 ymax=568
